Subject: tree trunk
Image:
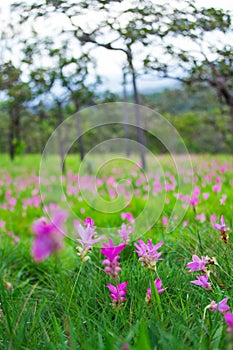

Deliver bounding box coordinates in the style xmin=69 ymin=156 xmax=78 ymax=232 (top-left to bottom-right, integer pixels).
xmin=122 ymin=70 xmax=130 ymax=157
xmin=127 ymin=51 xmax=146 ymax=170
xmin=74 ymin=99 xmax=85 ymax=161
xmin=9 ymin=109 xmax=15 ymax=161
xmin=56 ymin=100 xmax=66 ymax=174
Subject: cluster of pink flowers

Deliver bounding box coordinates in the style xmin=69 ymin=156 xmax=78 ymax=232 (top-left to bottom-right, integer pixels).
xmin=117 ymin=223 xmax=134 ymax=243
xmin=101 ymin=239 xmax=126 ymax=279
xmin=206 ymin=298 xmax=233 ymax=333
xmin=0 ymin=220 xmax=20 ymax=244
xmin=134 ymin=238 xmax=164 ymax=271
xmin=31 ymin=205 xmax=68 ymax=262
xmin=100 ymin=238 xmax=127 ymax=307
xmin=145 ymin=278 xmax=167 ymax=304
xmin=187 ymin=254 xmax=218 ymax=290
xmin=134 ymin=238 xmax=166 ymax=303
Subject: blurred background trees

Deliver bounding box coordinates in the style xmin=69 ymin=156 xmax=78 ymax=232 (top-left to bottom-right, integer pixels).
xmin=0 ymin=0 xmax=232 ymax=161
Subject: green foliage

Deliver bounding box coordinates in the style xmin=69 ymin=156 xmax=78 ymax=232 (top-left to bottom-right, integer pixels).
xmin=0 ymin=155 xmax=232 ymax=349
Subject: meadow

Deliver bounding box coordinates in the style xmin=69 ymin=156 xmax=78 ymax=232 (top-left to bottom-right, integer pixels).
xmin=0 ymin=154 xmax=232 ymax=350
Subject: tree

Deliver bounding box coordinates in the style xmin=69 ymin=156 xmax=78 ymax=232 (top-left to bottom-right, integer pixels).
xmin=0 ymin=62 xmax=31 ymax=160
xmin=21 ymin=33 xmax=100 ymax=166
xmin=11 ymin=0 xmax=165 ymax=169
xmin=143 ymin=1 xmax=233 ymax=146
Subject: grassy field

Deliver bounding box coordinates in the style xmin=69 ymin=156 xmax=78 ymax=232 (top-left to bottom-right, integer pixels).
xmin=0 ymin=154 xmax=232 ymax=350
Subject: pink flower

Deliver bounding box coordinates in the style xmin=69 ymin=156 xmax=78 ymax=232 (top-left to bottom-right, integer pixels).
xmin=107 ymin=282 xmax=128 ymax=304
xmin=117 ymin=223 xmax=133 ymax=243
xmin=190 ymin=275 xmax=211 ymax=290
xmin=84 ymin=217 xmax=94 ymax=227
xmin=101 ymin=239 xmax=126 ymax=278
xmin=75 ymin=220 xmax=101 ymax=250
xmin=203 ymin=193 xmax=209 ymax=200
xmin=162 ymin=217 xmax=168 ymax=226
xmin=186 ymin=255 xmax=207 ymax=272
xmin=121 ymin=212 xmax=135 ymax=223
xmin=31 ymin=207 xmax=68 ymax=262
xmin=0 ymin=308 xmax=3 ymax=318
xmin=224 ymin=312 xmax=233 ymax=332
xmin=212 ymin=185 xmax=221 ymax=193
xmin=189 ymin=196 xmax=199 ymax=207
xmin=207 ymin=298 xmax=230 ymax=313
xmin=213 ymin=215 xmax=229 ymax=232
xmin=146 ymin=278 xmax=167 ymax=298
xmin=220 ymin=194 xmax=227 ymax=205
xmin=75 ymin=219 xmax=103 ymax=262
xmin=134 ymin=238 xmax=164 ymax=271
xmin=0 ymin=221 xmax=5 ymax=229
xmin=210 ymin=214 xmax=217 ymax=224
xmin=182 ymin=221 xmax=188 ymax=227
xmin=195 ymin=213 xmax=206 ymax=223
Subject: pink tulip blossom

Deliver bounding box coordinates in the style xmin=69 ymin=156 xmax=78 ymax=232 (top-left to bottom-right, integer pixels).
xmin=107 ymin=282 xmax=128 ymax=305
xmin=31 ymin=207 xmax=68 ymax=262
xmin=101 ymin=239 xmax=126 ymax=279
xmin=224 ymin=312 xmax=233 ymax=333
xmin=134 ymin=238 xmax=164 ymax=271
xmin=207 ymin=298 xmax=230 ymax=313
xmin=190 ymin=275 xmax=211 ymax=290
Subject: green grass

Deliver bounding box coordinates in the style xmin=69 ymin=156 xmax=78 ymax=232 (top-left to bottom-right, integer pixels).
xmin=0 ymin=154 xmax=232 ymax=350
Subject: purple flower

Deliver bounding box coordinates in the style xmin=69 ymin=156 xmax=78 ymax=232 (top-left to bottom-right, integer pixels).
xmin=31 ymin=207 xmax=68 ymax=262
xmin=186 ymin=255 xmax=207 ymax=272
xmin=107 ymin=282 xmax=128 ymax=304
xmin=195 ymin=213 xmax=206 ymax=223
xmin=75 ymin=219 xmax=103 ymax=262
xmin=190 ymin=275 xmax=211 ymax=290
xmin=121 ymin=212 xmax=135 ymax=223
xmin=213 ymin=215 xmax=230 ymax=232
xmin=101 ymin=239 xmax=126 ymax=260
xmin=224 ymin=312 xmax=233 ymax=332
xmin=0 ymin=220 xmax=5 ymax=229
xmin=101 ymin=239 xmax=126 ymax=279
xmin=207 ymin=298 xmax=230 ymax=313
xmin=117 ymin=223 xmax=133 ymax=243
xmin=214 ymin=215 xmax=230 ymax=243
xmin=134 ymin=238 xmax=164 ymax=271
xmin=220 ymin=194 xmax=227 ymax=205
xmin=84 ymin=217 xmax=95 ymax=227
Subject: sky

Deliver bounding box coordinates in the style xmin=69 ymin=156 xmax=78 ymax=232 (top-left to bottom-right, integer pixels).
xmin=0 ymin=0 xmax=233 ymax=94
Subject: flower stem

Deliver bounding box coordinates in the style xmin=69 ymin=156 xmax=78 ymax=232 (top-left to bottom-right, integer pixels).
xmin=67 ymin=262 xmax=83 ymax=312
